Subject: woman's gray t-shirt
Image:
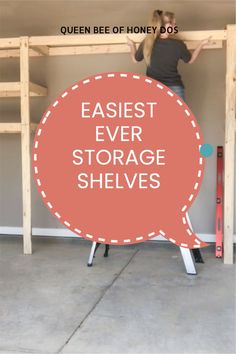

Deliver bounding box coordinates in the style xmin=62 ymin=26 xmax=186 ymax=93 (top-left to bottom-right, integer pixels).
xmin=135 ymin=38 xmax=191 ymax=87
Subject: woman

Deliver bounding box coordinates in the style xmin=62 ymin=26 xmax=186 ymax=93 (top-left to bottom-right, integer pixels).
xmin=127 ymin=9 xmax=211 ymax=100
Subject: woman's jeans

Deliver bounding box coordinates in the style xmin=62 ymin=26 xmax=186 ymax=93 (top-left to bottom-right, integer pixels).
xmin=168 ymin=85 xmax=185 ymax=101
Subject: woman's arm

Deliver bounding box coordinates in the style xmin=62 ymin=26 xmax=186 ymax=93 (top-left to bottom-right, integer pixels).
xmin=188 ymin=36 xmax=212 ymax=64
xmin=127 ymin=36 xmax=138 ymax=63
xmin=127 ymin=36 xmax=145 ymax=63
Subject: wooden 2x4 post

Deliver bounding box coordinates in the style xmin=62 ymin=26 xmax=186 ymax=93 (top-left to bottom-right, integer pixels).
xmin=224 ymin=25 xmax=236 ymax=264
xmin=20 ymin=36 xmax=32 ymax=255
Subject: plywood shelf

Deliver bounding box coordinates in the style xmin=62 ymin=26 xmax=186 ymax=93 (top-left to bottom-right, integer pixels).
xmin=0 ymin=82 xmax=47 ymax=97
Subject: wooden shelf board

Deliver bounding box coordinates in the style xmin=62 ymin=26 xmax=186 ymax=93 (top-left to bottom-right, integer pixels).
xmin=0 ymin=40 xmax=223 ymax=58
xmin=0 ymin=82 xmax=47 ymax=97
xmin=28 ymin=30 xmax=226 ymax=47
xmin=0 ymin=122 xmax=38 ymax=134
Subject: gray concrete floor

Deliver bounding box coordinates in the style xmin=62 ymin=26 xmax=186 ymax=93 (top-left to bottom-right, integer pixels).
xmin=0 ymin=236 xmax=235 ymax=354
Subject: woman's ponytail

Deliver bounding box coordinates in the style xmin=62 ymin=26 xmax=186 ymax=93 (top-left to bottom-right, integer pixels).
xmin=143 ymin=9 xmax=175 ymax=66
xmin=143 ymin=10 xmax=163 ymax=66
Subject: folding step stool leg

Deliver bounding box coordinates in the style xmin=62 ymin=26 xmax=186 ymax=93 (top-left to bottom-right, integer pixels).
xmin=87 ymin=241 xmax=97 ymax=267
xmin=87 ymin=242 xmax=106 ymax=266
xmin=104 ymin=244 xmax=109 ymax=257
xmin=179 ymin=212 xmax=197 ymax=274
xmin=180 ymin=247 xmax=197 ymax=275
xmin=192 ymin=248 xmax=204 ymax=263
xmin=186 ymin=213 xmax=204 ymax=263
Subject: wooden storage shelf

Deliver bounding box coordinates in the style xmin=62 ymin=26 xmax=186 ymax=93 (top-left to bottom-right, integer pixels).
xmin=0 ymin=40 xmax=223 ymax=58
xmin=0 ymin=82 xmax=47 ymax=97
xmin=0 ymin=122 xmax=38 ymax=134
xmin=0 ymin=28 xmax=235 ymax=263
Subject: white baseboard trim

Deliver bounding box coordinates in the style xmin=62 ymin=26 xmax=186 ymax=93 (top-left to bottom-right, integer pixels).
xmin=0 ymin=226 xmax=236 ymax=243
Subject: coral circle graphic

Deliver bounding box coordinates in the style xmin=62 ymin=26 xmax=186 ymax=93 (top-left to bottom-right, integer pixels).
xmin=32 ymin=72 xmax=207 ymax=248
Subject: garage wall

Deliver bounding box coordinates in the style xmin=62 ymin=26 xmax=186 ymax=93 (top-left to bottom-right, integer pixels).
xmin=0 ymin=0 xmax=235 ymax=235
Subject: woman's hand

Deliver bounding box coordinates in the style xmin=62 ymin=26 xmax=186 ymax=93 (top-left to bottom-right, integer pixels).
xmin=188 ymin=36 xmax=212 ymax=64
xmin=127 ymin=36 xmax=135 ymax=47
xmin=126 ymin=36 xmax=138 ymax=63
xmin=201 ymin=36 xmax=212 ymax=47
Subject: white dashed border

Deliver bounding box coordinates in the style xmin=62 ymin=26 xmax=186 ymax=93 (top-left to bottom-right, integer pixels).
xmin=33 ymin=72 xmax=204 ymax=248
